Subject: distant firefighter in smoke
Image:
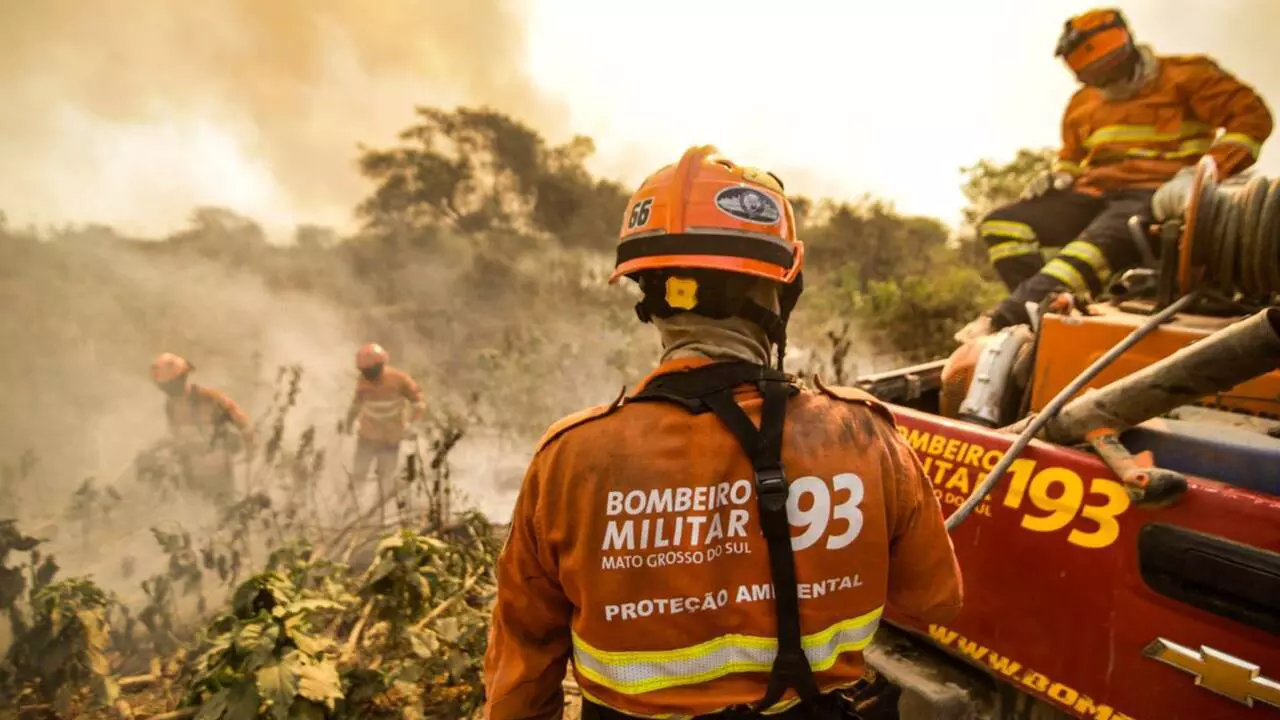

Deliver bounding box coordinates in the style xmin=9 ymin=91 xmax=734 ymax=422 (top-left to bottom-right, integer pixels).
xmin=343 ymin=343 xmax=426 ymax=520
xmin=150 ymin=352 xmax=254 ymax=504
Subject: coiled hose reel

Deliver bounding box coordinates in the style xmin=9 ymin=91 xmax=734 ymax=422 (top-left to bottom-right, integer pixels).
xmin=1179 ymin=155 xmax=1280 ymax=300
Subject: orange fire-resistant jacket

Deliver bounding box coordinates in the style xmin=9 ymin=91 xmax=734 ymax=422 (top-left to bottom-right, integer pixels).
xmin=347 ymin=366 xmax=426 ymax=447
xmin=165 ymin=385 xmax=252 ymax=474
xmin=1055 ymin=54 xmax=1272 ymax=194
xmin=483 ymin=357 xmax=963 ymax=719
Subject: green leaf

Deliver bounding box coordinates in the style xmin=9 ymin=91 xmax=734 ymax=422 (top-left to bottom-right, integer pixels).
xmin=195 ymin=688 xmax=230 ymax=720
xmin=373 ymin=534 xmax=405 ymax=555
xmin=406 ymin=629 xmax=439 ymax=659
xmin=194 ymin=635 xmax=233 ymax=675
xmin=364 ymin=559 xmax=395 ymax=586
xmin=235 ymin=622 xmax=267 ymax=654
xmin=286 ymin=624 xmax=333 ymax=657
xmin=256 ymin=656 xmax=301 ymax=720
xmin=284 ymin=598 xmax=345 ymax=616
xmin=295 ymin=659 xmax=343 ymax=708
xmin=407 ymin=571 xmax=431 ymax=599
xmin=226 ymin=682 xmax=261 ymax=720
xmin=434 ymin=617 xmax=460 ymax=644
xmin=237 ymin=620 xmax=282 ymax=669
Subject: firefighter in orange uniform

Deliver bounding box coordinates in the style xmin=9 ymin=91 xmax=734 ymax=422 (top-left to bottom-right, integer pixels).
xmin=151 ymin=352 xmax=253 ymax=503
xmin=484 ymin=146 xmax=963 ymax=718
xmin=344 ymin=343 xmax=426 ymax=517
xmin=957 ymin=8 xmax=1272 ymax=342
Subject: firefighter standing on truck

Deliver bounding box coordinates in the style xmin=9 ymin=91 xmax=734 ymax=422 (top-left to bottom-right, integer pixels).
xmin=484 ymin=146 xmax=963 ymax=719
xmin=151 ymin=352 xmax=253 ymax=504
xmin=344 ymin=343 xmax=426 ymax=519
xmin=957 ymin=7 xmax=1272 ymax=342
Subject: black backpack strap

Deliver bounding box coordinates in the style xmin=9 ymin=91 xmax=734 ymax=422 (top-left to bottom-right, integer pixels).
xmin=701 ymin=381 xmax=822 ymax=713
xmin=630 ymin=362 xmax=822 ymax=714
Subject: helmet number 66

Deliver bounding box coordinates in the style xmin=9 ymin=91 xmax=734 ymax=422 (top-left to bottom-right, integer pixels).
xmin=787 ymin=473 xmax=864 ymax=552
xmin=628 ymin=198 xmax=654 ymax=229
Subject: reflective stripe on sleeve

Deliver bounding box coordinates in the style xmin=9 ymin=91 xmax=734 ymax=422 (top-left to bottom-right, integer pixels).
xmin=571 ymin=606 xmax=883 ymax=697
xmin=1052 ymin=159 xmax=1084 ymax=175
xmin=979 ymin=220 xmax=1037 ymax=241
xmin=987 ymin=241 xmax=1041 ymax=263
xmin=1057 ymin=240 xmax=1112 ymax=284
xmin=1213 ymin=132 xmax=1263 ymax=159
xmin=1041 ymin=258 xmax=1089 ymax=292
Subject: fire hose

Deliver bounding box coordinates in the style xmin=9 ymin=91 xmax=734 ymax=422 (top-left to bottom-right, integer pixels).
xmin=1176 ymin=156 xmax=1280 ymax=299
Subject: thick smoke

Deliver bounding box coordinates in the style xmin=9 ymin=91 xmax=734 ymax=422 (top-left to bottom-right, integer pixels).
xmin=0 ymin=0 xmax=562 ymax=235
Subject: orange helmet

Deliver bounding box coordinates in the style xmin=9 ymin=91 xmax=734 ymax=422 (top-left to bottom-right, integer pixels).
xmin=356 ymin=343 xmax=389 ymax=370
xmin=612 ymin=146 xmax=804 ymax=369
xmin=610 ymin=145 xmax=803 ymax=285
xmin=1055 ymin=8 xmax=1137 ymax=87
xmin=151 ymin=352 xmax=192 ymax=384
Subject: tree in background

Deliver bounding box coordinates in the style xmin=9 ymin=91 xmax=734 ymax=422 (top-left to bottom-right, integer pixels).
xmin=355 ymin=107 xmax=627 ymax=250
xmin=796 ymin=196 xmax=1005 ymax=371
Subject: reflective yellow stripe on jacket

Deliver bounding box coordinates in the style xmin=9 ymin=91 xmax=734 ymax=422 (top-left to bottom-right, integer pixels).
xmin=1083 ymin=121 xmax=1210 ymax=149
xmin=360 ymin=398 xmax=407 ymax=419
xmin=572 ymin=606 xmax=883 ymax=701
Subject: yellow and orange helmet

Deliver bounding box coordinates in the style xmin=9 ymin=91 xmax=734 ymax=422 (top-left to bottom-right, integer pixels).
xmin=356 ymin=343 xmax=389 ymax=370
xmin=610 ymin=145 xmax=803 ymax=286
xmin=1055 ymin=8 xmax=1137 ymax=87
xmin=151 ymin=352 xmax=192 ymax=384
xmin=611 ymin=146 xmax=804 ymax=368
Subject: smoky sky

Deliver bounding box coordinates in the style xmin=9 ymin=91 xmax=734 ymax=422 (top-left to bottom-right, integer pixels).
xmin=0 ymin=0 xmax=563 ymax=235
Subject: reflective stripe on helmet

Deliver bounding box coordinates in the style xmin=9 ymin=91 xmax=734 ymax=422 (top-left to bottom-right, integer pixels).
xmin=571 ymin=606 xmax=882 ymax=697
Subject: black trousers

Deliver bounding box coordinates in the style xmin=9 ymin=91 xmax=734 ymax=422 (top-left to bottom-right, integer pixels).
xmin=979 ymin=188 xmax=1154 ymax=328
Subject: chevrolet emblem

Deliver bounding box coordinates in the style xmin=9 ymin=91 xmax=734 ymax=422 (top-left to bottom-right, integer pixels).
xmin=1143 ymin=638 xmax=1280 ymax=709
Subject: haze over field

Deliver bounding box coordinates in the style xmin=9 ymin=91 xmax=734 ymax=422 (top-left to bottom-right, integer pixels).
xmin=1 ymin=0 xmax=1277 ymax=236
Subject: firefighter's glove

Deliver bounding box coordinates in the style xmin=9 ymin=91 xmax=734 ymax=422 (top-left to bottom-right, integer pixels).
xmin=1151 ymin=166 xmax=1195 ymax=222
xmin=1021 ymin=171 xmax=1075 ymax=200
